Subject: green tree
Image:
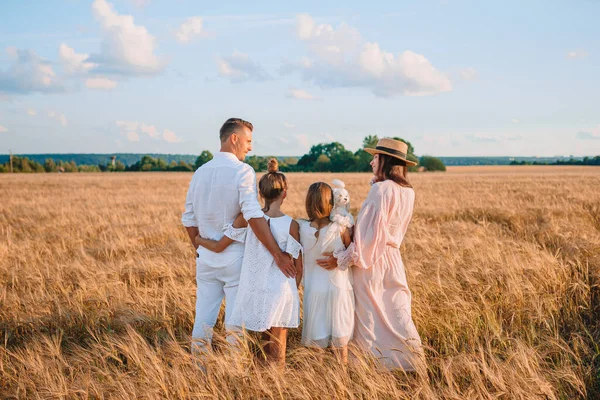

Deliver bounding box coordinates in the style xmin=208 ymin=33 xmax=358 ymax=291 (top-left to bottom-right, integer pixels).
xmin=15 ymin=157 xmax=32 ymax=173
xmin=114 ymin=160 xmax=126 ymax=171
xmin=314 ymin=154 xmax=331 ymax=171
xmin=109 ymin=160 xmax=127 ymax=172
xmin=355 ymin=135 xmax=380 ymax=172
xmin=283 ymin=157 xmax=298 ymax=166
xmin=407 ymin=154 xmax=419 ymax=172
xmin=67 ymin=161 xmax=78 ymax=172
xmin=420 ymin=156 xmax=446 ymax=172
xmin=44 ymin=158 xmax=56 ymax=172
xmin=156 ymin=158 xmax=167 ymax=171
xmin=194 ymin=150 xmax=213 ymax=170
xmin=167 ymin=160 xmax=194 ymax=171
xmin=298 ymin=142 xmax=356 ymax=172
xmin=246 ymin=155 xmax=270 ymax=172
xmin=363 ymin=135 xmax=379 ymax=149
xmin=78 ymin=165 xmax=101 ymax=172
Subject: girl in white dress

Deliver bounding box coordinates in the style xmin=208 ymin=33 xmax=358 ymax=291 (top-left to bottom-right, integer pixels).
xmin=196 ymin=159 xmax=303 ymax=365
xmin=299 ymin=182 xmax=353 ymax=363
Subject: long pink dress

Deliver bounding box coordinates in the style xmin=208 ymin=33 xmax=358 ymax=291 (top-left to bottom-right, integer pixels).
xmin=336 ymin=179 xmax=423 ymax=370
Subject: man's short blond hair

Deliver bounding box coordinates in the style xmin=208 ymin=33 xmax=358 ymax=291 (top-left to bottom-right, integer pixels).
xmin=219 ymin=118 xmax=253 ymax=143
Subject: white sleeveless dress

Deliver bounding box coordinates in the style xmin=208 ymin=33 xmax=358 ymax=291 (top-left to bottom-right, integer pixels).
xmin=228 ymin=215 xmax=303 ymax=332
xmin=299 ymin=220 xmax=355 ymax=348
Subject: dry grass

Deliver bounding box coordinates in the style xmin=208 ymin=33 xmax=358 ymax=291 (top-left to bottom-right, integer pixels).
xmin=1 ymin=167 xmax=599 ymax=399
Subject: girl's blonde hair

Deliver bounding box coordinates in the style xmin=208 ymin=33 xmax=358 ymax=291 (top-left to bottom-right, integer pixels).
xmin=258 ymin=158 xmax=287 ymax=212
xmin=305 ymin=182 xmax=334 ymax=221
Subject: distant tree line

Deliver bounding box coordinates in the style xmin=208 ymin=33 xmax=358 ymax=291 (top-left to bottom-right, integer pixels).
xmin=286 ymin=135 xmax=445 ymax=173
xmin=510 ymin=156 xmax=600 ymax=166
xmin=0 ymin=153 xmax=199 ymax=167
xmin=0 ymin=136 xmax=448 ymax=173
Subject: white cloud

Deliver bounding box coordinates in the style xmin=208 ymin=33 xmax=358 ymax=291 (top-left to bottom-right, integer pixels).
xmin=286 ymin=88 xmax=317 ymax=100
xmin=90 ymin=0 xmax=163 ymax=75
xmin=468 ymin=133 xmax=501 ymax=142
xmin=176 ymin=17 xmax=205 ymax=43
xmin=512 ymin=118 xmax=519 ymax=124
xmin=6 ymin=47 xmax=17 ymax=58
xmin=505 ymin=134 xmax=523 ymax=141
xmin=0 ymin=125 xmax=7 ymax=132
xmin=0 ymin=47 xmax=64 ymax=94
xmin=321 ymin=132 xmax=336 ymax=141
xmin=86 ymin=77 xmax=117 ymax=89
xmin=27 ymin=109 xmax=36 ymax=116
xmin=116 ymin=120 xmax=139 ymax=131
xmin=459 ymin=67 xmax=477 ymax=81
xmin=163 ymin=129 xmax=182 ymax=143
xmin=287 ymin=14 xmax=452 ymax=97
xmin=577 ymin=132 xmax=600 ymax=140
xmin=127 ymin=131 xmax=140 ymax=142
xmin=59 ymin=43 xmax=95 ymax=75
xmin=47 ymin=110 xmax=68 ymax=126
xmin=4 ymin=0 xmax=163 ymax=96
xmin=218 ymin=50 xmax=270 ymax=83
xmin=295 ymin=134 xmax=310 ymax=149
xmin=577 ymin=125 xmax=600 ymax=140
xmin=128 ymin=0 xmax=149 ymax=7
xmin=467 ymin=133 xmax=523 ymax=142
xmin=283 ymin=122 xmax=296 ymax=128
xmin=140 ymin=123 xmax=159 ymax=138
xmin=566 ymin=50 xmax=588 ymax=59
xmin=116 ymin=120 xmax=178 ymax=142
xmin=423 ymin=133 xmax=463 ymax=147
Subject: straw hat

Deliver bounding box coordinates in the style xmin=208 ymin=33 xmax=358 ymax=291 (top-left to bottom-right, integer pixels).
xmin=364 ymin=138 xmax=417 ymax=166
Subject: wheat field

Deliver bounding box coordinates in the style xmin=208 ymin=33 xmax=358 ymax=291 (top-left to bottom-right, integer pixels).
xmin=1 ymin=166 xmax=599 ymax=399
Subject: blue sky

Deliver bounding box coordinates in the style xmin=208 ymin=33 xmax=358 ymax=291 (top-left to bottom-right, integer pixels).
xmin=0 ymin=0 xmax=598 ymax=157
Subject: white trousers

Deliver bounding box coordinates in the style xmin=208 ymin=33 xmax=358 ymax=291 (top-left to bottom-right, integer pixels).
xmin=192 ymin=257 xmax=243 ymax=352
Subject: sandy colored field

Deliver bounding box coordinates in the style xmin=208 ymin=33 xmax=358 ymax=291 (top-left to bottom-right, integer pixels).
xmin=1 ymin=167 xmax=599 ymax=399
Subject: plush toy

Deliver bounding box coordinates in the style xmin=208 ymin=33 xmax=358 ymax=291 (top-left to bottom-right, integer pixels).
xmin=330 ymin=179 xmax=354 ymax=228
xmin=321 ymin=179 xmax=354 ymax=253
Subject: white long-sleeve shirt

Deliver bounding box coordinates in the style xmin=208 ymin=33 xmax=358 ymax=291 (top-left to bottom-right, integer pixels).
xmin=182 ymin=151 xmax=264 ymax=268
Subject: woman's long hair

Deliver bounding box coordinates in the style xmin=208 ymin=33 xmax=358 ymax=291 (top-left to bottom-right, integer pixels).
xmin=374 ymin=154 xmax=413 ymax=188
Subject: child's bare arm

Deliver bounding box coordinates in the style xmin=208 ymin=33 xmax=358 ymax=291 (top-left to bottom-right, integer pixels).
xmin=232 ymin=213 xmax=248 ymax=229
xmin=341 ymin=227 xmax=352 ymax=248
xmin=195 ymin=235 xmax=233 ymax=253
xmin=289 ymin=220 xmax=303 ymax=288
xmin=195 ymin=214 xmax=247 ymax=253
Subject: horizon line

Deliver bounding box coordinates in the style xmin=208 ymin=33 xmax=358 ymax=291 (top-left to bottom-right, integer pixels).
xmin=0 ymin=152 xmax=591 ymax=159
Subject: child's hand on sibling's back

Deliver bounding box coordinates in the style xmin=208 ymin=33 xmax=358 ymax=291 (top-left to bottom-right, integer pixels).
xmin=316 ymin=252 xmax=338 ymax=271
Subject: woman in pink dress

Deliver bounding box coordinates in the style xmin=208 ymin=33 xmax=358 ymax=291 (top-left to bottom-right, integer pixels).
xmin=319 ymin=138 xmax=424 ymax=371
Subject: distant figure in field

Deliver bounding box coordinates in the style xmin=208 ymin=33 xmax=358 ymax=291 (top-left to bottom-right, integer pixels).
xmin=319 ymin=138 xmax=424 ymax=371
xmin=181 ymin=118 xmax=296 ymax=354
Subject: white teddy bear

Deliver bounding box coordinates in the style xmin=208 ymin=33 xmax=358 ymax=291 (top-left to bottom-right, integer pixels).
xmin=329 ymin=179 xmax=354 ymax=228
xmin=321 ymin=179 xmax=354 ymax=253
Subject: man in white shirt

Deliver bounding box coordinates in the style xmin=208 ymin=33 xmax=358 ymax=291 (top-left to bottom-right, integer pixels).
xmin=181 ymin=118 xmax=295 ymax=352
